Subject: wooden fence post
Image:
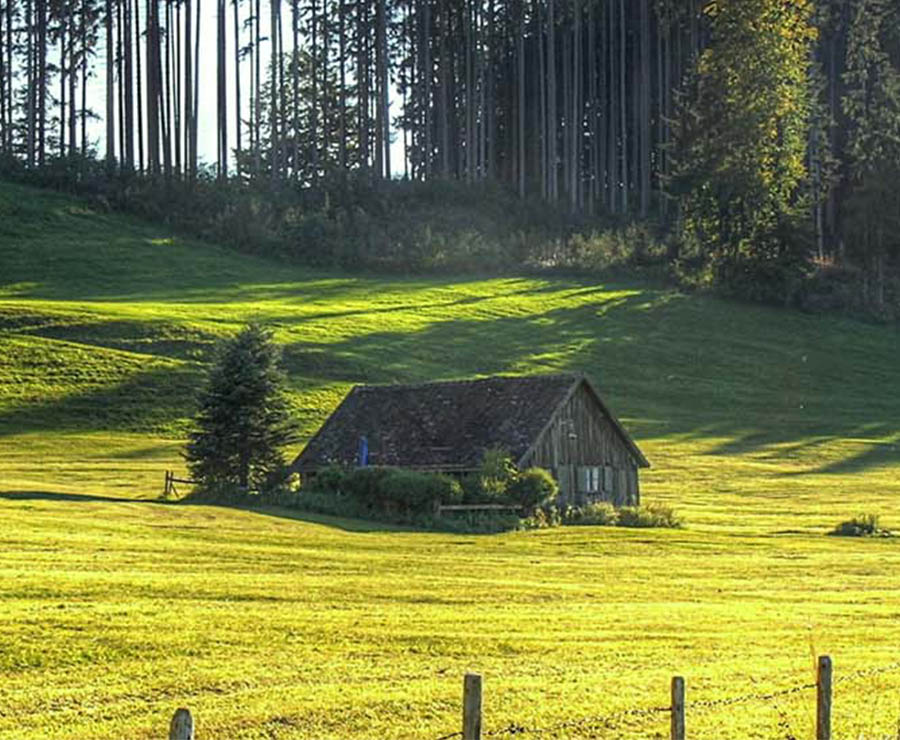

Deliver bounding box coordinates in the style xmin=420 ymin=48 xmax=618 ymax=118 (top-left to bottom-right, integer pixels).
xmin=169 ymin=708 xmax=194 ymax=740
xmin=671 ymin=676 xmax=685 ymax=740
xmin=463 ymin=673 xmax=483 ymax=740
xmin=817 ymin=655 xmax=832 ymax=740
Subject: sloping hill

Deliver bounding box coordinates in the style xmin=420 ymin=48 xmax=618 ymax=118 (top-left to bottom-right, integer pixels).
xmin=2 ymin=181 xmax=900 ymax=739
xmin=1 ymin=180 xmax=899 ymax=522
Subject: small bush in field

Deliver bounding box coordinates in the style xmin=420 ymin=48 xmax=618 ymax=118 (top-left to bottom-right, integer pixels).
xmin=830 ymin=513 xmax=891 ymax=537
xmin=617 ymin=504 xmax=683 ymax=529
xmin=564 ymin=502 xmax=619 ymax=526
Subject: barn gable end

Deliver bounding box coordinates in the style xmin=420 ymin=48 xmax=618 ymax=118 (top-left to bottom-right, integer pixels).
xmin=520 ymin=377 xmax=648 ymax=506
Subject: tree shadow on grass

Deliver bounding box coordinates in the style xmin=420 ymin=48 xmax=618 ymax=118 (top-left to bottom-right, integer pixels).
xmin=0 ymin=364 xmax=203 ymax=438
xmin=0 ymin=490 xmax=170 ymax=505
xmin=2 ymin=281 xmax=898 ymax=476
xmin=241 ymin=505 xmax=422 ymax=534
xmin=276 ymin=289 xmax=900 ymax=476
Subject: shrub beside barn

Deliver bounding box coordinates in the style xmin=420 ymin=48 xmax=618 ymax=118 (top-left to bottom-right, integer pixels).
xmin=291 ymin=373 xmax=649 ymax=507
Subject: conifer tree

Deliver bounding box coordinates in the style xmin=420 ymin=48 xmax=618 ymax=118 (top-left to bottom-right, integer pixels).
xmin=185 ymin=325 xmax=299 ymax=494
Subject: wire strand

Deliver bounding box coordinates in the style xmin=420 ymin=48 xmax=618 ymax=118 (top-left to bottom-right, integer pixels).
xmin=432 ymin=658 xmax=900 ymax=739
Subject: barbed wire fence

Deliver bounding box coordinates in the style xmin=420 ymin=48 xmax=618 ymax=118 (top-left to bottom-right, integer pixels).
xmin=159 ymin=654 xmax=900 ymax=739
xmin=429 ymin=655 xmax=900 ymax=740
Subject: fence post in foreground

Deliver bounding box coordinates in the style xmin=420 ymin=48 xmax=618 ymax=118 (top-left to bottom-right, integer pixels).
xmin=169 ymin=708 xmax=194 ymax=740
xmin=463 ymin=673 xmax=483 ymax=740
xmin=817 ymin=655 xmax=832 ymax=740
xmin=671 ymin=676 xmax=685 ymax=740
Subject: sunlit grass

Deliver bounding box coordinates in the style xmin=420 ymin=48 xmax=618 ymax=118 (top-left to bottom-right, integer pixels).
xmin=1 ymin=180 xmax=900 ymax=738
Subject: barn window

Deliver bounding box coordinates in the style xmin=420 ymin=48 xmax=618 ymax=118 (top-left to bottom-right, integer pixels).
xmin=578 ymin=467 xmax=601 ymax=493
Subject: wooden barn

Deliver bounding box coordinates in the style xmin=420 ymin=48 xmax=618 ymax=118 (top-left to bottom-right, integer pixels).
xmin=291 ymin=373 xmax=650 ymax=507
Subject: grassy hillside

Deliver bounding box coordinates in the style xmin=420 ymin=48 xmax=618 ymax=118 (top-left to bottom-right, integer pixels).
xmin=1 ymin=180 xmax=900 ymax=738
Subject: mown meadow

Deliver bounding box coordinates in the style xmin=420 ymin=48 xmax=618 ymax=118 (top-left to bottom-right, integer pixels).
xmin=1 ymin=181 xmax=900 ymax=738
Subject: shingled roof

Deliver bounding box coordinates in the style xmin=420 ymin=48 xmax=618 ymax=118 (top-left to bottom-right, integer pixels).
xmin=292 ymin=373 xmax=649 ymax=472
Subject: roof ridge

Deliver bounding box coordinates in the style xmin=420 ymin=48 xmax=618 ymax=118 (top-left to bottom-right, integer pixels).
xmin=354 ymin=372 xmax=581 ymax=392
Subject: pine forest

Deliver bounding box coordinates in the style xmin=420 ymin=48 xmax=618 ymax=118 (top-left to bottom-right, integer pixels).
xmin=0 ymin=0 xmax=898 ymax=313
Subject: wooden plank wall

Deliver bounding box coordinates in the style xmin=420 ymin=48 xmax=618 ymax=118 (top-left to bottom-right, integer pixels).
xmin=523 ymin=383 xmax=640 ymax=506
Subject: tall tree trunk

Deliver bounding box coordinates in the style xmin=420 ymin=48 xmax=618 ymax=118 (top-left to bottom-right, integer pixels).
xmin=135 ymin=0 xmax=145 ymax=172
xmin=106 ymin=0 xmax=116 ymax=167
xmin=546 ymin=0 xmax=556 ymax=200
xmin=537 ymin=0 xmax=546 ymax=199
xmin=606 ymin=0 xmax=615 ymax=213
xmin=60 ymin=9 xmax=67 ymax=158
xmin=437 ymin=0 xmax=448 ymax=175
xmin=291 ymin=0 xmax=299 ymax=176
xmin=69 ymin=6 xmax=77 ymax=156
xmin=338 ymin=0 xmax=347 ymax=169
xmin=80 ymin=0 xmax=88 ymax=157
xmin=233 ymin=0 xmax=241 ymax=174
xmin=253 ymin=0 xmax=260 ymax=175
xmin=618 ymin=0 xmax=627 ymax=213
xmin=375 ymin=0 xmax=389 ymax=178
xmin=37 ymin=0 xmax=46 ymax=165
xmin=656 ymin=0 xmax=667 ymax=224
xmin=516 ymin=0 xmax=525 ymax=197
xmin=146 ymin=0 xmax=159 ymax=175
xmin=463 ymin=0 xmax=475 ymax=182
xmin=3 ymin=0 xmax=12 ymax=153
xmin=161 ymin=0 xmax=172 ymax=177
xmin=570 ymin=0 xmax=581 ymax=211
xmin=310 ymin=0 xmax=319 ymax=177
xmin=423 ymin=0 xmax=432 ymax=176
xmin=639 ymin=0 xmax=650 ymax=217
xmin=587 ymin=0 xmax=597 ymax=211
xmin=173 ymin=0 xmax=182 ymax=174
xmin=183 ymin=0 xmax=193 ymax=178
xmin=218 ymin=0 xmax=227 ymax=177
xmin=268 ymin=0 xmax=278 ymax=178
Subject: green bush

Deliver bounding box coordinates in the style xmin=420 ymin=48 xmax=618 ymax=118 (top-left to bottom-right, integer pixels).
xmin=617 ymin=504 xmax=683 ymax=529
xmin=830 ymin=513 xmax=892 ymax=538
xmin=564 ymin=502 xmax=620 ymax=526
xmin=379 ymin=469 xmax=463 ymax=511
xmin=309 ymin=465 xmax=349 ymax=495
xmin=477 ymin=447 xmax=518 ymax=501
xmin=300 ymin=466 xmax=463 ymax=519
xmin=341 ymin=467 xmax=393 ymax=505
xmin=561 ymin=502 xmax=682 ymax=529
xmin=507 ymin=467 xmax=559 ymax=512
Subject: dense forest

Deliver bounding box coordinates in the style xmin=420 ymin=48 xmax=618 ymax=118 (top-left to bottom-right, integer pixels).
xmin=0 ymin=0 xmax=898 ymax=314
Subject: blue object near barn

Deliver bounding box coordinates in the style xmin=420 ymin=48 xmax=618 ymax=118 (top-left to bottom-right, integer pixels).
xmin=358 ymin=435 xmax=369 ymax=467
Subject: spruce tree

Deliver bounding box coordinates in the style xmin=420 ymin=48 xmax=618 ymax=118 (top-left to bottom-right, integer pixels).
xmin=185 ymin=325 xmax=299 ymax=494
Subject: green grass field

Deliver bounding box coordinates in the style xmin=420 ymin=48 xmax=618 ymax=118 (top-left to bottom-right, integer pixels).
xmin=1 ymin=181 xmax=900 ymax=738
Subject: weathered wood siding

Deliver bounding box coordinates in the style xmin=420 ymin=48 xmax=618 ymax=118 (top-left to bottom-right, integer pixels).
xmin=521 ymin=383 xmax=640 ymax=507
